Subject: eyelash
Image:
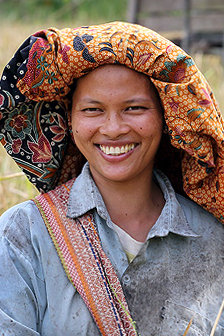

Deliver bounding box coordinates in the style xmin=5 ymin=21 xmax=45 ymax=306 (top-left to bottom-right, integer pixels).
xmin=125 ymin=106 xmax=147 ymax=111
xmin=81 ymin=106 xmax=148 ymax=116
xmin=82 ymin=108 xmax=102 ymax=112
xmin=82 ymin=106 xmax=147 ymax=111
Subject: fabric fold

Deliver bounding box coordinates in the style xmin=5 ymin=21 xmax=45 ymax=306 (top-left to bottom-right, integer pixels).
xmin=1 ymin=21 xmax=224 ymax=222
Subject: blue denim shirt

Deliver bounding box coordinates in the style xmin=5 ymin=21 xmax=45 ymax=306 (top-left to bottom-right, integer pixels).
xmin=0 ymin=163 xmax=224 ymax=335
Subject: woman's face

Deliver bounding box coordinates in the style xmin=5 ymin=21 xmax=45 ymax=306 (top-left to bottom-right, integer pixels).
xmin=71 ymin=64 xmax=163 ymax=185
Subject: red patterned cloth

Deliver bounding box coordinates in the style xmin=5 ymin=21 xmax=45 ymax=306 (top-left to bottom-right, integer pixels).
xmin=34 ymin=179 xmax=138 ymax=336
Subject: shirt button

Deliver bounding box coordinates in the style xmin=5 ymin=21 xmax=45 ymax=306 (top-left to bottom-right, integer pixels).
xmin=123 ymin=274 xmax=131 ymax=284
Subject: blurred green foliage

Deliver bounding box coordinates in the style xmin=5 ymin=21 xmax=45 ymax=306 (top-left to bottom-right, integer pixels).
xmin=0 ymin=0 xmax=127 ymax=24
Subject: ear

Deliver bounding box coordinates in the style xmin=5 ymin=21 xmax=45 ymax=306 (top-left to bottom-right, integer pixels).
xmin=67 ymin=110 xmax=76 ymax=144
xmin=163 ymin=123 xmax=168 ymax=134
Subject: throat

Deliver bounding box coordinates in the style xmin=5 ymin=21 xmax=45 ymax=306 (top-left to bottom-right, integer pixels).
xmin=108 ymin=183 xmax=165 ymax=242
xmin=92 ymin=168 xmax=165 ymax=241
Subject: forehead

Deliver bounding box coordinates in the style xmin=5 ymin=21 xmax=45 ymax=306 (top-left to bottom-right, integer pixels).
xmin=73 ymin=64 xmax=160 ymax=102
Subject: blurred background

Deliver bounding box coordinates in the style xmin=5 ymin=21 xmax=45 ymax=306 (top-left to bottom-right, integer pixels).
xmin=0 ymin=0 xmax=224 ymax=214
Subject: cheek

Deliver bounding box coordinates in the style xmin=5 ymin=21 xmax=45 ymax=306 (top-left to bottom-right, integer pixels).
xmin=140 ymin=116 xmax=163 ymax=137
xmin=71 ymin=119 xmax=94 ymax=150
xmin=71 ymin=120 xmax=82 ymax=143
xmin=71 ymin=117 xmax=83 ymax=138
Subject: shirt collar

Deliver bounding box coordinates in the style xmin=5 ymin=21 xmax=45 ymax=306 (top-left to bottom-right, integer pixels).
xmin=67 ymin=162 xmax=108 ymax=219
xmin=67 ymin=163 xmax=198 ymax=238
xmin=148 ymin=170 xmax=199 ymax=238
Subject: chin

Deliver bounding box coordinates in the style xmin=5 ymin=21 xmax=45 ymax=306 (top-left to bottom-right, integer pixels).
xmin=94 ymin=168 xmax=141 ymax=184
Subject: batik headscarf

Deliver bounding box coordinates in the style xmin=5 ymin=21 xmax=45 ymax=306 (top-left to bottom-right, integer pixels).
xmin=0 ymin=21 xmax=224 ymax=223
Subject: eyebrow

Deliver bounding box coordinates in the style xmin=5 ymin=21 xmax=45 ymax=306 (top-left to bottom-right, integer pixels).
xmin=78 ymin=97 xmax=153 ymax=104
xmin=78 ymin=98 xmax=101 ymax=104
xmin=124 ymin=98 xmax=153 ymax=104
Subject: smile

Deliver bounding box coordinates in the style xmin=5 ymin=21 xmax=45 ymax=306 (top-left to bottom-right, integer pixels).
xmin=99 ymin=144 xmax=136 ymax=156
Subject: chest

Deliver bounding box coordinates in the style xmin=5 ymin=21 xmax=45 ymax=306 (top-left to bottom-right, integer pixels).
xmin=40 ymin=233 xmax=224 ymax=336
xmin=121 ymin=235 xmax=224 ymax=335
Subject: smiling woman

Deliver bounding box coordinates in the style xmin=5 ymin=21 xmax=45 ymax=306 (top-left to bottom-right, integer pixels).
xmin=0 ymin=21 xmax=224 ymax=336
xmin=71 ymin=65 xmax=163 ymax=184
xmin=71 ymin=64 xmax=165 ymax=241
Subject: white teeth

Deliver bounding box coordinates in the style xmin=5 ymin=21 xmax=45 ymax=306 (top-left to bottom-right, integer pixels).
xmin=109 ymin=147 xmax=115 ymax=154
xmin=114 ymin=147 xmax=120 ymax=154
xmin=99 ymin=144 xmax=136 ymax=156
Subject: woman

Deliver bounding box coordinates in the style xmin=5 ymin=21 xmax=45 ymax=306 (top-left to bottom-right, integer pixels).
xmin=0 ymin=22 xmax=224 ymax=335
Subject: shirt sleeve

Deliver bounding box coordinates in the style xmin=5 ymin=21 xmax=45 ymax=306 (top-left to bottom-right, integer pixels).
xmin=0 ymin=202 xmax=46 ymax=335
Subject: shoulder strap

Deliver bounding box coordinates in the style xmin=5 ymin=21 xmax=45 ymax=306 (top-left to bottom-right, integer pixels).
xmin=33 ymin=180 xmax=138 ymax=336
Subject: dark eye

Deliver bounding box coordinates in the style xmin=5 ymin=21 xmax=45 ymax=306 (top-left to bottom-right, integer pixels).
xmin=82 ymin=107 xmax=102 ymax=112
xmin=125 ymin=106 xmax=147 ymax=112
xmin=81 ymin=107 xmax=103 ymax=116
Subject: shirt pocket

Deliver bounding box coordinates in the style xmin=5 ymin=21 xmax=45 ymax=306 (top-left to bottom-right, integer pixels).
xmin=161 ymin=300 xmax=224 ymax=336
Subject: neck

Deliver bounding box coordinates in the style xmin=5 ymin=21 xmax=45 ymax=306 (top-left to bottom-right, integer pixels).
xmin=92 ymin=170 xmax=165 ymax=242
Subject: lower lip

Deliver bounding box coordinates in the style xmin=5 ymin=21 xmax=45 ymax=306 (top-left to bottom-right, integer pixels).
xmin=96 ymin=145 xmax=138 ymax=162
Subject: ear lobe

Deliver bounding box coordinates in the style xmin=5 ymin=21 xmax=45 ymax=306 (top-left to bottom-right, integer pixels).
xmin=163 ymin=124 xmax=168 ymax=134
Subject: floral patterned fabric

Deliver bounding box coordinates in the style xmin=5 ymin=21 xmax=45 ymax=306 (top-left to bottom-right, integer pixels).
xmin=0 ymin=21 xmax=224 ymax=223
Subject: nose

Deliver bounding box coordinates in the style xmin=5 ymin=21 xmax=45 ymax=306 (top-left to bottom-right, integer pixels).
xmin=99 ymin=112 xmax=130 ymax=139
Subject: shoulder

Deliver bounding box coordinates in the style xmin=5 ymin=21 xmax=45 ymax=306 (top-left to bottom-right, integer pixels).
xmin=1 ymin=199 xmax=41 ymax=219
xmin=176 ymin=193 xmax=224 ymax=238
xmin=0 ymin=200 xmax=49 ymax=259
xmin=0 ymin=200 xmax=43 ymax=233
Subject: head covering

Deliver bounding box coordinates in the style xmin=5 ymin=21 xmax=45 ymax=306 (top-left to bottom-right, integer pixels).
xmin=0 ymin=21 xmax=224 ymax=223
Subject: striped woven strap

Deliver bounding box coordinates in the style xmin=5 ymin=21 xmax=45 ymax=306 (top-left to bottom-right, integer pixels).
xmin=33 ymin=179 xmax=138 ymax=336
